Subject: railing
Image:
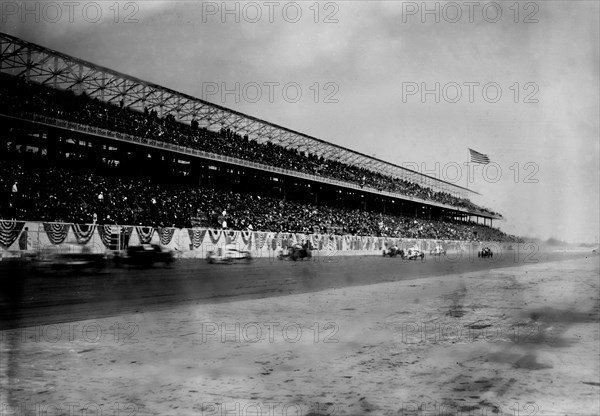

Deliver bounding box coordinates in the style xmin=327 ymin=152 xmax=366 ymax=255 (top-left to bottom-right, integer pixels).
xmin=9 ymin=112 xmax=501 ymax=219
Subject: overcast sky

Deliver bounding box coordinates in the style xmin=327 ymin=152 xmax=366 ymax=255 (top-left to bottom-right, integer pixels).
xmin=2 ymin=1 xmax=598 ymax=243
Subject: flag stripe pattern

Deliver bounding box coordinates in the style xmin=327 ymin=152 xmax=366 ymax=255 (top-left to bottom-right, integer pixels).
xmin=0 ymin=220 xmax=24 ymax=249
xmin=469 ymin=148 xmax=490 ymax=164
xmin=136 ymin=226 xmax=155 ymax=244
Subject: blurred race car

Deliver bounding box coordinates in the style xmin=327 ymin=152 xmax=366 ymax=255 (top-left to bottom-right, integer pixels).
xmin=403 ymin=247 xmax=425 ymax=261
xmin=429 ymin=245 xmax=446 ymax=256
xmin=33 ymin=243 xmax=108 ymax=273
xmin=478 ymin=247 xmax=493 ymax=258
xmin=278 ymin=242 xmax=312 ymax=261
xmin=114 ymin=244 xmax=174 ymax=267
xmin=206 ymin=244 xmax=252 ymax=264
xmin=382 ymin=245 xmax=404 ymax=258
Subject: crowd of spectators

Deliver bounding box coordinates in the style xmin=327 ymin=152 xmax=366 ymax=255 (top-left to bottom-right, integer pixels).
xmin=0 ymin=74 xmax=500 ymax=216
xmin=0 ymin=152 xmax=519 ymax=242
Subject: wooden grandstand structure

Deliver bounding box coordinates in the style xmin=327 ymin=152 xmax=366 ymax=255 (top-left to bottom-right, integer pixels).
xmin=0 ymin=32 xmax=502 ymax=227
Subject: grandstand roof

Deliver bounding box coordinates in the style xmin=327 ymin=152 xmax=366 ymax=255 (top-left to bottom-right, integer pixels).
xmin=0 ymin=32 xmax=482 ymax=203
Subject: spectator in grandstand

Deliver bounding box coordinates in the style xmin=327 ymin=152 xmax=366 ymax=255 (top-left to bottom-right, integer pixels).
xmin=0 ymin=73 xmax=499 ymax=216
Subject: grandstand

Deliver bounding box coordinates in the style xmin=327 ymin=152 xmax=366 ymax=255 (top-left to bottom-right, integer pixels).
xmin=0 ymin=32 xmax=515 ymax=242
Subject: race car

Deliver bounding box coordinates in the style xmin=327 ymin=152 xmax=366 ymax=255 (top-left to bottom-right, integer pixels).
xmin=478 ymin=247 xmax=493 ymax=258
xmin=113 ymin=244 xmax=174 ymax=267
xmin=206 ymin=244 xmax=252 ymax=264
xmin=33 ymin=243 xmax=108 ymax=273
xmin=278 ymin=242 xmax=312 ymax=261
xmin=382 ymin=245 xmax=404 ymax=258
xmin=403 ymin=247 xmax=425 ymax=260
xmin=429 ymin=245 xmax=447 ymax=256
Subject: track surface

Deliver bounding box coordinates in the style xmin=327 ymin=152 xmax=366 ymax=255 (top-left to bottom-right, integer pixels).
xmin=0 ymin=250 xmax=590 ymax=330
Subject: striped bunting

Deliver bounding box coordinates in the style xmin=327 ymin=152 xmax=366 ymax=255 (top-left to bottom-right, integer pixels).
xmin=0 ymin=220 xmax=24 ymax=249
xmin=187 ymin=229 xmax=206 ymax=249
xmin=43 ymin=222 xmax=70 ymax=245
xmin=71 ymin=223 xmax=96 ymax=244
xmin=158 ymin=228 xmax=175 ymax=245
xmin=136 ymin=226 xmax=155 ymax=244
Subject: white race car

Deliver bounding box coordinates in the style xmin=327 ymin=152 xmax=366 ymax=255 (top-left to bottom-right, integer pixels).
xmin=33 ymin=243 xmax=108 ymax=273
xmin=429 ymin=245 xmax=446 ymax=256
xmin=404 ymin=247 xmax=425 ymax=260
xmin=206 ymin=244 xmax=252 ymax=264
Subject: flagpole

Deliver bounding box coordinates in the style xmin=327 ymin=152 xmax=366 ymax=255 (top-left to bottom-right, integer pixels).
xmin=465 ymin=149 xmax=469 ymax=190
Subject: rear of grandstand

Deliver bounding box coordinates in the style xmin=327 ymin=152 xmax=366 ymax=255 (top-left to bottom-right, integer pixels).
xmin=0 ymin=33 xmax=520 ymax=255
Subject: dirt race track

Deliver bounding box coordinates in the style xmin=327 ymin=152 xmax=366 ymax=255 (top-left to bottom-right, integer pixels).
xmin=0 ymin=250 xmax=588 ymax=330
xmin=1 ymin=249 xmax=599 ymax=416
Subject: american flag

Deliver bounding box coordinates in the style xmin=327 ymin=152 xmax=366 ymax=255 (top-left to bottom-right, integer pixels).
xmin=469 ymin=148 xmax=490 ymax=164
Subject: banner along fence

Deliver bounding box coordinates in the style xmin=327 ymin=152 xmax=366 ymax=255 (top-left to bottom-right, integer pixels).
xmin=0 ymin=220 xmax=512 ymax=260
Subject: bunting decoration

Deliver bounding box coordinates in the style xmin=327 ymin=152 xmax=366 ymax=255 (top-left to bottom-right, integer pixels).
xmin=187 ymin=228 xmax=207 ymax=249
xmin=98 ymin=225 xmax=117 ymax=248
xmin=312 ymin=234 xmax=322 ymax=248
xmin=282 ymin=232 xmax=289 ymax=249
xmin=343 ymin=235 xmax=351 ymax=249
xmin=284 ymin=233 xmax=294 ymax=249
xmin=208 ymin=229 xmax=222 ymax=245
xmin=136 ymin=226 xmax=154 ymax=244
xmin=71 ymin=223 xmax=96 ymax=244
xmin=271 ymin=233 xmax=281 ymax=250
xmin=266 ymin=233 xmax=274 ymax=250
xmin=253 ymin=231 xmax=267 ymax=250
xmin=226 ymin=230 xmax=239 ymax=244
xmin=0 ymin=220 xmax=25 ymax=249
xmin=326 ymin=235 xmax=335 ymax=253
xmin=240 ymin=230 xmax=252 ymax=246
xmin=2 ymin=219 xmax=485 ymax=258
xmin=43 ymin=222 xmax=70 ymax=245
xmin=158 ymin=227 xmax=175 ymax=245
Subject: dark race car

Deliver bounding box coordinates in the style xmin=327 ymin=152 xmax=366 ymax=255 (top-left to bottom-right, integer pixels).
xmin=279 ymin=242 xmax=312 ymax=261
xmin=383 ymin=246 xmax=424 ymax=260
xmin=478 ymin=247 xmax=493 ymax=258
xmin=382 ymin=245 xmax=404 ymax=258
xmin=114 ymin=244 xmax=174 ymax=267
